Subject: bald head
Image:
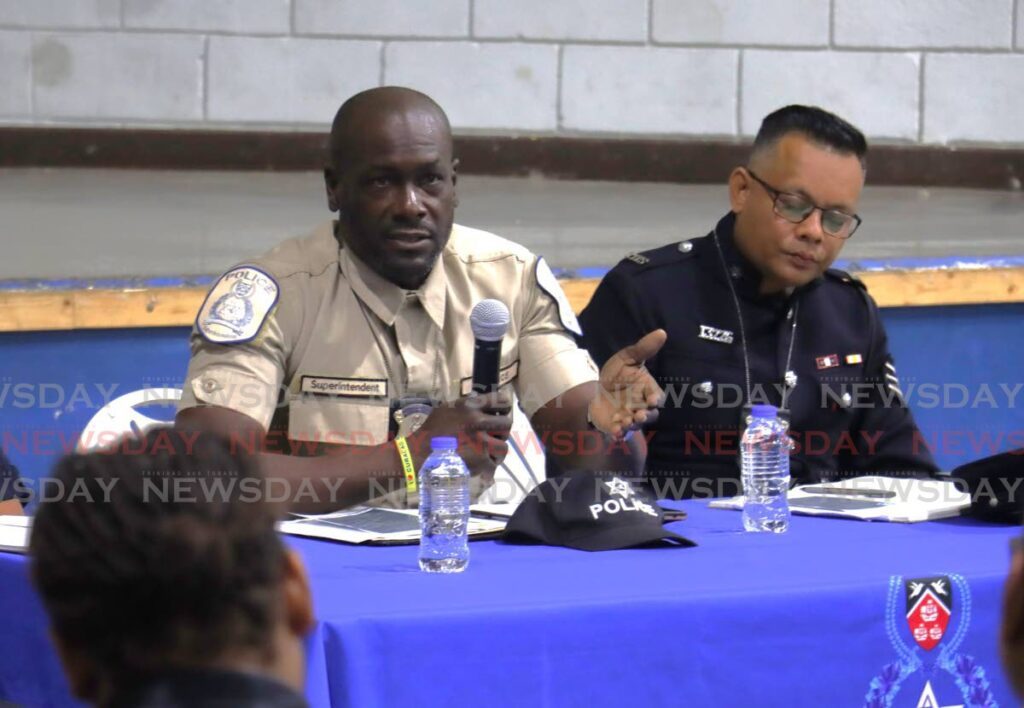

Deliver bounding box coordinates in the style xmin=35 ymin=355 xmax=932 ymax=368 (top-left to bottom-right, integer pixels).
xmin=329 ymin=86 xmax=452 ymax=170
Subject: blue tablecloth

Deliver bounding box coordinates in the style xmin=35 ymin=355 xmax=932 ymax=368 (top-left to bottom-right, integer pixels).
xmin=0 ymin=502 xmax=1016 ymax=707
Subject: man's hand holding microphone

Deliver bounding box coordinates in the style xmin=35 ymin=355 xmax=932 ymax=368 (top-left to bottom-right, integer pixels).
xmin=409 ymin=299 xmax=666 ymax=482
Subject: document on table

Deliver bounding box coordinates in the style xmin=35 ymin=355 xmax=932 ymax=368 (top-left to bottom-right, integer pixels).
xmin=279 ymin=506 xmax=509 ymax=545
xmin=707 ymin=476 xmax=971 ymax=523
xmin=0 ymin=515 xmax=31 ymax=553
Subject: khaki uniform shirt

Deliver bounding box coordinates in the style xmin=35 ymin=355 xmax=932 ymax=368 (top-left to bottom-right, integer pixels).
xmin=180 ymin=222 xmax=598 ymax=500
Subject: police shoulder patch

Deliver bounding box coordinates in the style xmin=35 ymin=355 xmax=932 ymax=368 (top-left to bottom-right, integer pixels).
xmin=535 ymin=257 xmax=582 ymax=336
xmin=197 ymin=266 xmax=280 ymax=344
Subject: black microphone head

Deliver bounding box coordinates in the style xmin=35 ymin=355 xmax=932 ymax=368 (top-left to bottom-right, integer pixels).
xmin=470 ymin=299 xmax=510 ymax=342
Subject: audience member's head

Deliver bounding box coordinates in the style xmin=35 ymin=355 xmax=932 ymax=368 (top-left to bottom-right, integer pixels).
xmin=1002 ymin=539 xmax=1024 ymax=698
xmin=30 ymin=428 xmax=313 ymax=707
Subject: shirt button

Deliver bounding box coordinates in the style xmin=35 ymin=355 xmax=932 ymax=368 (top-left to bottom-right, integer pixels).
xmin=201 ymin=378 xmax=220 ymax=393
xmin=678 ymin=241 xmax=693 ymax=253
xmin=841 ymin=392 xmax=853 ymax=408
xmin=697 ymin=381 xmax=713 ymax=394
xmin=730 ymin=266 xmax=742 ymax=279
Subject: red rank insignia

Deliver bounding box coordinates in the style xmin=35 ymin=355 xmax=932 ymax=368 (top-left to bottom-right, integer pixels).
xmin=905 ymin=576 xmax=952 ymax=651
xmin=815 ymin=353 xmax=840 ymax=370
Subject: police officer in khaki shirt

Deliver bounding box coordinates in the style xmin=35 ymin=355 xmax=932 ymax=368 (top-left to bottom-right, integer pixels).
xmin=176 ymin=87 xmax=665 ymax=512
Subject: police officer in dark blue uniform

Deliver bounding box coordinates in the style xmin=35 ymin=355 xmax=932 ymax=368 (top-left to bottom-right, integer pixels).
xmin=0 ymin=446 xmax=25 ymax=515
xmin=579 ymin=105 xmax=938 ymax=499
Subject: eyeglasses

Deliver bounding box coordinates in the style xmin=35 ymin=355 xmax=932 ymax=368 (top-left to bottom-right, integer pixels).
xmin=746 ymin=169 xmax=862 ymax=239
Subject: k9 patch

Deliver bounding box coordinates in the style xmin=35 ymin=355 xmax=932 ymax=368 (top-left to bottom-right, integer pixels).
xmin=197 ymin=266 xmax=279 ymax=344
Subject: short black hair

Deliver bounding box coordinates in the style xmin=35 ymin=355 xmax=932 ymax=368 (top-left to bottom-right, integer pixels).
xmin=752 ymin=105 xmax=868 ymax=168
xmin=30 ymin=428 xmax=286 ymax=681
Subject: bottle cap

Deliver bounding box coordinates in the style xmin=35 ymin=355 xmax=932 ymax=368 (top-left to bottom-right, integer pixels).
xmin=749 ymin=404 xmax=778 ymax=419
xmin=430 ymin=436 xmax=458 ymax=450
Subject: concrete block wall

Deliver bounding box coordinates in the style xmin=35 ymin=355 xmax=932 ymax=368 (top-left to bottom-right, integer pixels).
xmin=0 ymin=0 xmax=1022 ymax=145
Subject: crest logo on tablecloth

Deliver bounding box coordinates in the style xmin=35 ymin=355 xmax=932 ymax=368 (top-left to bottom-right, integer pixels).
xmin=863 ymin=574 xmax=997 ymax=708
xmin=906 ymin=576 xmax=952 ymax=652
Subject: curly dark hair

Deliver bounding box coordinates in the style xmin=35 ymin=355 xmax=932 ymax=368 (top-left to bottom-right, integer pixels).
xmin=30 ymin=428 xmax=287 ymax=679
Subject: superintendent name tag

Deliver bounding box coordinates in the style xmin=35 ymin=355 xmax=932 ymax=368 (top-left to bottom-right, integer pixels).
xmin=301 ymin=376 xmax=387 ymax=398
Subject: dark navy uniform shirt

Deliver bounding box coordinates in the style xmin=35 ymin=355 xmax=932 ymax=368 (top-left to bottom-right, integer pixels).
xmin=579 ymin=213 xmax=938 ymax=498
xmin=109 ymin=668 xmax=308 ymax=708
xmin=0 ymin=446 xmax=22 ymax=502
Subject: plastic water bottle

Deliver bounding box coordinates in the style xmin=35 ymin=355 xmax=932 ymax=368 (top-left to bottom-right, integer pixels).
xmin=418 ymin=436 xmax=470 ymax=573
xmin=741 ymin=404 xmax=791 ymax=533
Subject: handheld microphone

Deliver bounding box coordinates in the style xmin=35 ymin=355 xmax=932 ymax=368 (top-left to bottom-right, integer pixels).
xmin=470 ymin=299 xmax=511 ymax=394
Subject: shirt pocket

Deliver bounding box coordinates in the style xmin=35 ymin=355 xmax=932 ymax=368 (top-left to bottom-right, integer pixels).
xmin=656 ymin=353 xmax=747 ymax=433
xmin=810 ymin=365 xmax=867 ymax=418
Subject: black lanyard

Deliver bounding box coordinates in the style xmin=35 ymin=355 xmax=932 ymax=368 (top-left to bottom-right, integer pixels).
xmin=711 ymin=228 xmax=799 ymax=429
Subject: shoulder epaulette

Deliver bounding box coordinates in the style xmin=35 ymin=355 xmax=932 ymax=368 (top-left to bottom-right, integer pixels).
xmin=616 ymin=238 xmax=700 ymax=274
xmin=824 ymin=267 xmax=867 ymax=290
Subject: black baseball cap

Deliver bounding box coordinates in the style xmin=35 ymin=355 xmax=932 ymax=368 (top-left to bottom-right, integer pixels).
xmin=951 ymin=448 xmax=1024 ymax=523
xmin=502 ymin=473 xmax=696 ymax=551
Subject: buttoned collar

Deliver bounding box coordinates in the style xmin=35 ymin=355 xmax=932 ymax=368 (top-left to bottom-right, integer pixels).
xmin=709 ymin=212 xmax=822 ymax=306
xmin=337 ymin=226 xmax=447 ymax=331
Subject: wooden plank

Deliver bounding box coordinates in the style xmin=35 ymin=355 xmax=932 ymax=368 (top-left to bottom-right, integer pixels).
xmin=0 ymin=267 xmax=1022 ymax=333
xmin=562 ymin=278 xmax=602 ymax=316
xmin=0 ymin=292 xmax=74 ymax=331
xmin=73 ymin=289 xmax=206 ymax=329
xmin=0 ymin=288 xmax=205 ymax=333
xmin=5 ymin=126 xmax=1024 ymax=189
xmin=566 ymin=269 xmax=1024 ymax=312
xmin=857 ymin=269 xmax=1024 ymax=307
